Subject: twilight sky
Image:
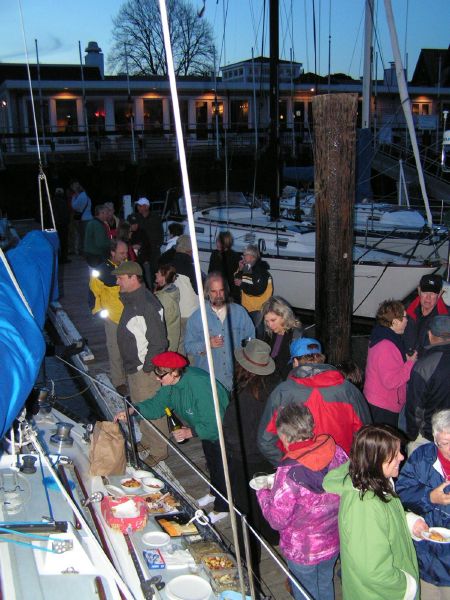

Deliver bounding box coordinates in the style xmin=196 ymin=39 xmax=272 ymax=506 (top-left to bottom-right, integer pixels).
xmin=1 ymin=0 xmax=449 ymax=79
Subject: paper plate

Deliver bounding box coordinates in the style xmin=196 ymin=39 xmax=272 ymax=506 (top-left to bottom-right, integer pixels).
xmin=142 ymin=531 xmax=171 ymax=548
xmin=141 ymin=477 xmax=164 ymax=492
xmin=422 ymin=527 xmax=450 ymax=544
xmin=165 ymin=574 xmax=212 ymax=600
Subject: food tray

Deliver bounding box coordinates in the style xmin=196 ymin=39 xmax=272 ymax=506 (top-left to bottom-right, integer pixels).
xmin=143 ymin=492 xmax=181 ymax=515
xmin=155 ymin=513 xmax=199 ymax=537
xmin=201 ymin=553 xmax=236 ymax=573
xmin=209 ymin=569 xmax=242 ymax=593
xmin=188 ymin=540 xmax=223 ymax=563
xmin=101 ymin=496 xmax=148 ymax=532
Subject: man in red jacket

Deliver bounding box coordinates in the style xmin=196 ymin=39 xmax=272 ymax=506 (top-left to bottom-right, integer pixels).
xmin=257 ymin=338 xmax=371 ymax=466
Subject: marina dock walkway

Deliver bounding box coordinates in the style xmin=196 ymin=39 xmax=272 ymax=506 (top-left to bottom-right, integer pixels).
xmin=56 ymin=255 xmax=343 ymax=600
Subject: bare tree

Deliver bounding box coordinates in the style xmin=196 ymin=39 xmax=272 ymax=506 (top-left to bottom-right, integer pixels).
xmin=108 ymin=0 xmax=215 ymax=76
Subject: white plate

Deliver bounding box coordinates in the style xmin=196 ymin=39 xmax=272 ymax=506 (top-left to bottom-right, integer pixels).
xmin=141 ymin=477 xmax=164 ymax=492
xmin=422 ymin=527 xmax=450 ymax=543
xmin=249 ymin=474 xmax=275 ymax=491
xmin=105 ymin=484 xmax=126 ymax=497
xmin=142 ymin=531 xmax=171 ymax=548
xmin=165 ymin=574 xmax=212 ymax=600
xmin=130 ymin=469 xmax=151 ymax=479
xmin=120 ymin=478 xmax=142 ymax=492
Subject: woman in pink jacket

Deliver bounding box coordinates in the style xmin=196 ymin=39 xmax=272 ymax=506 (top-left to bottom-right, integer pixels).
xmin=364 ymin=299 xmax=417 ymax=428
xmin=256 ymin=404 xmax=347 ymax=600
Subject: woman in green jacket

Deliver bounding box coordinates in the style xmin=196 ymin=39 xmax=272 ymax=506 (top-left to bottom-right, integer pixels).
xmin=115 ymin=351 xmax=230 ymax=523
xmin=323 ymin=425 xmax=427 ymax=600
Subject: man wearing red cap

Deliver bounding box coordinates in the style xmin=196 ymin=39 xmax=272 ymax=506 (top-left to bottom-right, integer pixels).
xmin=115 ymin=351 xmax=230 ymax=523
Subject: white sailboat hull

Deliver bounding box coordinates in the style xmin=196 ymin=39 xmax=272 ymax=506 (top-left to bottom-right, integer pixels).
xmin=197 ymin=248 xmax=437 ymax=318
xmin=191 ymin=206 xmax=441 ymax=318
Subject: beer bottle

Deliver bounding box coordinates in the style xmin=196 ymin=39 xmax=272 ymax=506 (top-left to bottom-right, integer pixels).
xmin=165 ymin=407 xmax=188 ymax=444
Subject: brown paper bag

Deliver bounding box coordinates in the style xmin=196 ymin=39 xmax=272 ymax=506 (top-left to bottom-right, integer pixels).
xmin=89 ymin=421 xmax=127 ymax=476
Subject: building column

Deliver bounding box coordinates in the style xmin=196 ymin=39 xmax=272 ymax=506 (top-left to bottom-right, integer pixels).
xmin=134 ymin=98 xmax=144 ymax=132
xmin=188 ymin=99 xmax=196 ymax=139
xmin=49 ymin=98 xmax=57 ymax=133
xmin=104 ymin=97 xmax=115 ymax=132
xmin=76 ymin=98 xmax=84 ymax=133
xmin=162 ymin=98 xmax=170 ymax=130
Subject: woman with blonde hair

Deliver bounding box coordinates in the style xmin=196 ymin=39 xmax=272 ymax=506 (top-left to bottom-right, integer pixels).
xmin=261 ymin=296 xmax=303 ymax=379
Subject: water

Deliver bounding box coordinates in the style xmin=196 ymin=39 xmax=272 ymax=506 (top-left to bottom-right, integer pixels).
xmin=39 ymin=327 xmax=103 ymax=423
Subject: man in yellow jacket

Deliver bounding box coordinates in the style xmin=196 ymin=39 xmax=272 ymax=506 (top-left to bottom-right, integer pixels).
xmin=89 ymin=239 xmax=128 ymax=394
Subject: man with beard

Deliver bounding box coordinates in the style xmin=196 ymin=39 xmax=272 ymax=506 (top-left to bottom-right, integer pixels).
xmin=185 ymin=272 xmax=254 ymax=390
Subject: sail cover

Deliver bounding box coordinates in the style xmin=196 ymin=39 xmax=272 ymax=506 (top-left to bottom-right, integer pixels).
xmin=0 ymin=231 xmax=58 ymax=438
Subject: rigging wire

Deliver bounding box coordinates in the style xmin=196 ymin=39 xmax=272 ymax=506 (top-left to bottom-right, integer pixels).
xmin=53 ymin=352 xmax=311 ymax=598
xmin=304 ymin=0 xmax=310 ymax=72
xmin=17 ymin=0 xmax=55 ymax=232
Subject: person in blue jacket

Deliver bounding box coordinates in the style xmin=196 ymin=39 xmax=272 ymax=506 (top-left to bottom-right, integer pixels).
xmin=396 ymin=409 xmax=450 ymax=599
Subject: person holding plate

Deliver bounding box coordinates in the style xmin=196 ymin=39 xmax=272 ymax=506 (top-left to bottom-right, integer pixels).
xmin=323 ymin=424 xmax=426 ymax=600
xmin=396 ymin=409 xmax=450 ymax=599
xmin=256 ymin=404 xmax=347 ymax=600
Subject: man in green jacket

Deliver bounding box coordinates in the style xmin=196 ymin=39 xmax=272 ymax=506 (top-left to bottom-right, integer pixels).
xmin=115 ymin=351 xmax=230 ymax=523
xmin=84 ymin=203 xmax=111 ymax=267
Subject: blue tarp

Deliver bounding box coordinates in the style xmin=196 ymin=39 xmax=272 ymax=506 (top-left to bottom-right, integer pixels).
xmin=0 ymin=230 xmax=58 ymax=438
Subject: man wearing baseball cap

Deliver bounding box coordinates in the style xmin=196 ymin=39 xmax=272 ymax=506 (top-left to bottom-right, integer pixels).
xmin=113 ymin=260 xmax=169 ymax=466
xmin=115 ymin=351 xmax=230 ymax=524
xmin=406 ymin=315 xmax=450 ymax=451
xmin=135 ymin=197 xmax=164 ymax=276
xmin=257 ymin=337 xmax=371 ymax=466
xmin=404 ymin=274 xmax=449 ymax=357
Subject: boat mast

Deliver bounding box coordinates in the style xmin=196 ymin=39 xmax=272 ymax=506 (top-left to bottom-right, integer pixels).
xmin=383 ymin=0 xmax=433 ymax=227
xmin=269 ymin=0 xmax=280 ymax=221
xmin=361 ymin=0 xmax=374 ymax=130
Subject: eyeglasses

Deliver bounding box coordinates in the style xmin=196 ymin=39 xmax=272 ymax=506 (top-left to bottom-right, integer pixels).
xmin=154 ymin=370 xmax=170 ymax=380
xmin=435 ymin=440 xmax=450 ymax=449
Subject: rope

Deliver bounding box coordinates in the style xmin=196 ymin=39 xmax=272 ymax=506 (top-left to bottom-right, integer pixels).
xmin=29 ymin=431 xmax=137 ymax=600
xmin=0 ymin=247 xmax=33 ymax=317
xmin=17 ymin=0 xmax=56 ymax=232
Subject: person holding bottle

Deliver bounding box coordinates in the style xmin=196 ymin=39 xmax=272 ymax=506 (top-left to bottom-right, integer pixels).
xmin=114 ymin=351 xmax=231 ymax=524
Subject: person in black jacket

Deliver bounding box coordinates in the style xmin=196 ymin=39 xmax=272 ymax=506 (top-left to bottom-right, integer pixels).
xmin=128 ymin=214 xmax=153 ymax=288
xmin=113 ymin=260 xmax=169 ymax=466
xmin=223 ymin=339 xmax=281 ymax=574
xmin=405 ymin=315 xmax=450 ymax=451
xmin=404 ymin=274 xmax=449 ymax=357
xmin=208 ymin=231 xmax=241 ymax=303
xmin=261 ymin=296 xmax=303 ymax=379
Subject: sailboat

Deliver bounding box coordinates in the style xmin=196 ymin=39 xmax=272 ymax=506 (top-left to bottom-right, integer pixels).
xmin=167 ymin=0 xmax=447 ymax=319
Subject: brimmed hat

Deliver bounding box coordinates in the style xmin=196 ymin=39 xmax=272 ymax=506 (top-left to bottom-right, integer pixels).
xmin=429 ymin=315 xmax=450 ymax=338
xmin=234 ymin=339 xmax=275 ymax=375
xmin=136 ymin=197 xmax=150 ymax=206
xmin=290 ymin=337 xmax=322 ymax=359
xmin=112 ymin=261 xmax=143 ymax=276
xmin=176 ymin=234 xmax=192 ymax=252
xmin=152 ymin=351 xmax=188 ymax=369
xmin=419 ymin=274 xmax=443 ymax=294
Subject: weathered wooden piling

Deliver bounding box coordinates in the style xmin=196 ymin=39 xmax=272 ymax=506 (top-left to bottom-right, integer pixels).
xmin=312 ymin=93 xmax=358 ymax=365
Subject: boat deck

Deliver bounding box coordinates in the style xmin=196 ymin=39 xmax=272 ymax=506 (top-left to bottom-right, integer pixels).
xmin=56 ymin=255 xmax=343 ymax=600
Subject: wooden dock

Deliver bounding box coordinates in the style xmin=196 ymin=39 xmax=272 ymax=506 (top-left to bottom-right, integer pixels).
xmin=55 ymin=254 xmax=343 ymax=600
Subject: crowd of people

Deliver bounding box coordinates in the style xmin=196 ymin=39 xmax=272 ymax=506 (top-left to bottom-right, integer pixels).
xmin=56 ymin=184 xmax=450 ymax=600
